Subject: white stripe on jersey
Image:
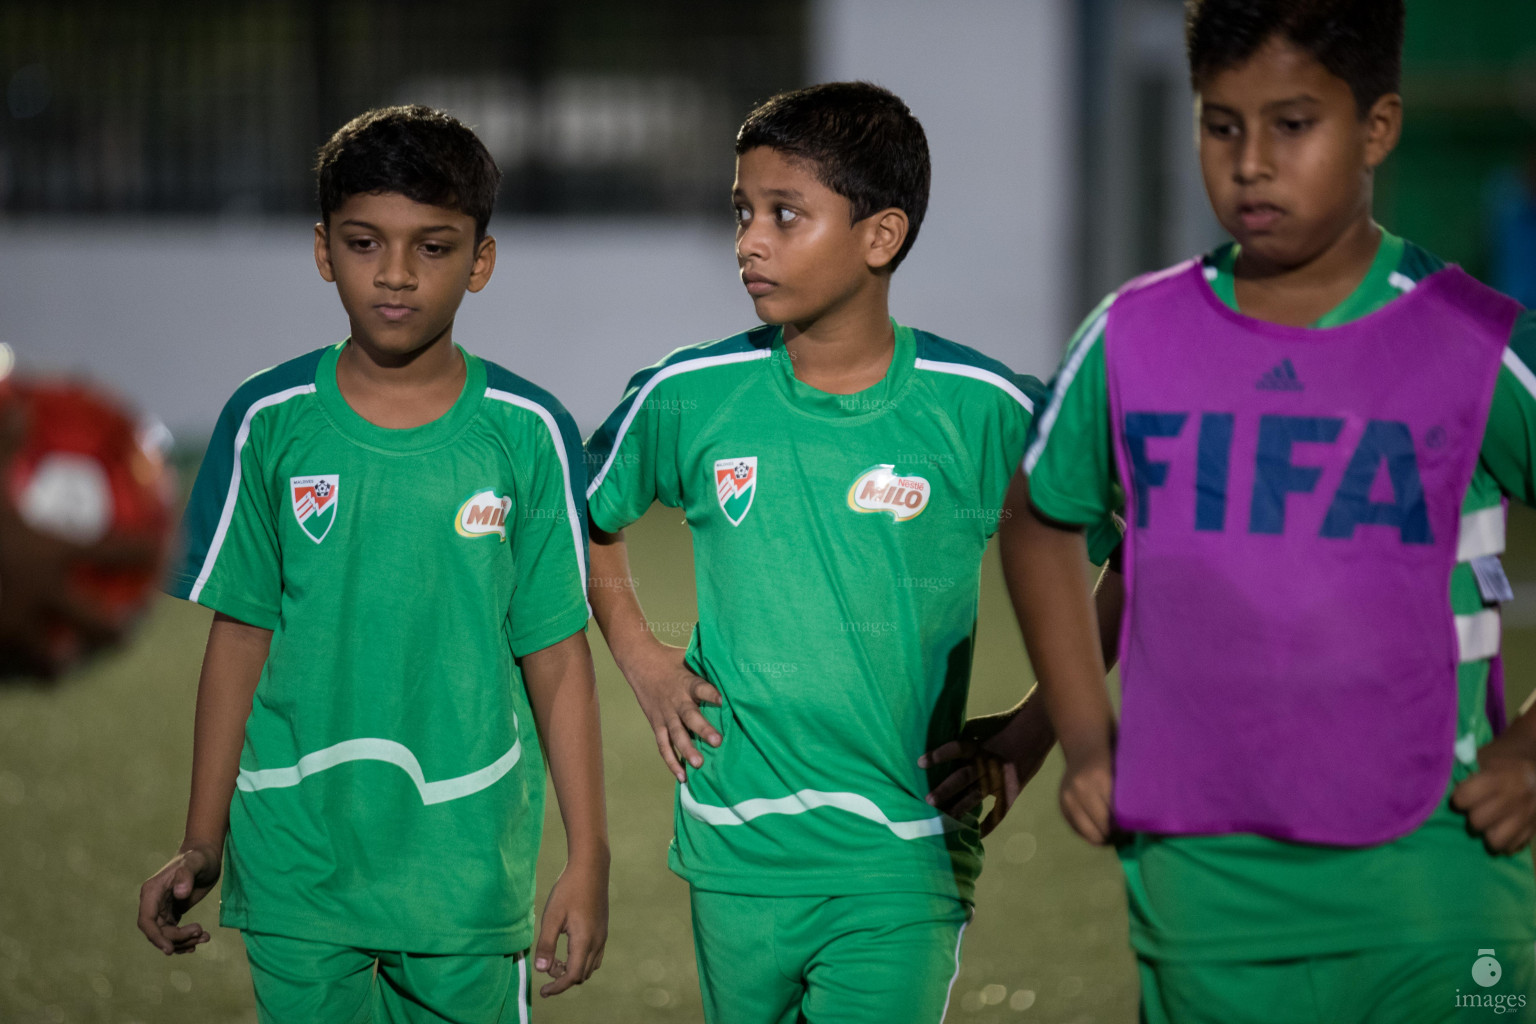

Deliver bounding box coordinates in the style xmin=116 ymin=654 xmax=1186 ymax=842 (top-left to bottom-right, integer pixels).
xmin=913 ymin=358 xmax=1034 ymax=412
xmin=678 ymin=782 xmax=957 ymax=841
xmin=190 ymin=383 xmax=316 ymax=604
xmin=236 ymin=732 xmax=522 ymax=805
xmin=1023 ymin=309 xmax=1110 ymax=475
xmin=1388 ymin=271 xmax=1417 ymax=293
xmin=1503 ymin=347 xmax=1536 ymax=405
xmin=939 ymin=916 xmax=971 ymax=1024
xmin=518 ymin=955 xmax=530 ymax=1024
xmin=1456 ymin=609 xmax=1501 ymax=663
xmin=1457 ymin=506 xmax=1506 ymax=563
xmin=486 ymin=388 xmax=589 ymax=608
xmin=586 ymin=349 xmax=772 ymax=500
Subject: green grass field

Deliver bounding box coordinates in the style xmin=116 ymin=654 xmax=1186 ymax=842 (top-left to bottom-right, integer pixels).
xmin=5 ymin=503 xmax=1536 ymax=1024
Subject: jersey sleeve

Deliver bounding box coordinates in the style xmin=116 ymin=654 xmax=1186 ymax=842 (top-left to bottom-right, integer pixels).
xmin=1480 ymin=310 xmax=1536 ymax=506
xmin=506 ymin=401 xmax=591 ymax=658
xmin=583 ymin=367 xmax=685 ymax=533
xmin=166 ymin=391 xmax=283 ymax=630
xmin=1024 ymin=296 xmax=1120 ymax=529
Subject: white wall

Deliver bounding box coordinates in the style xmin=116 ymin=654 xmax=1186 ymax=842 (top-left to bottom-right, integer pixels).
xmin=0 ymin=218 xmax=748 ymax=439
xmin=814 ymin=0 xmax=1077 ymax=369
xmin=1 ymin=0 xmax=1079 ymax=440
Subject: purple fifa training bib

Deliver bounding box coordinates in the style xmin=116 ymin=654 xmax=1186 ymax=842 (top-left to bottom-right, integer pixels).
xmin=1105 ymin=261 xmax=1517 ymax=846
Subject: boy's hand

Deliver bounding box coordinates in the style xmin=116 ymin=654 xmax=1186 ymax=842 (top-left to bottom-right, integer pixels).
xmin=920 ymin=702 xmax=1054 ymax=836
xmin=534 ymin=857 xmax=609 ymax=998
xmin=137 ymin=842 xmax=221 ymax=955
xmin=1452 ymin=732 xmax=1536 ymax=854
xmin=1059 ymin=747 xmax=1117 ymax=846
xmin=627 ymin=643 xmax=722 ymax=782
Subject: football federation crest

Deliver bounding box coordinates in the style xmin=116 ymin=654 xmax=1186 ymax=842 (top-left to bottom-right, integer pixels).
xmin=456 ymin=489 xmax=513 ymax=541
xmin=291 ymin=475 xmax=339 ymax=544
xmin=847 ymin=465 xmax=930 ymax=522
xmin=714 ymin=457 xmax=757 ymax=526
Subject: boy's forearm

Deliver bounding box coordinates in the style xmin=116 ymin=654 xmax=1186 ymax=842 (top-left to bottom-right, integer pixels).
xmin=183 ymin=612 xmax=272 ymax=855
xmin=1094 ymin=563 xmax=1126 ymax=672
xmin=1489 ymin=700 xmax=1536 ymax=762
xmin=589 ymin=526 xmax=666 ymax=673
xmin=522 ymin=631 xmax=610 ymax=866
xmin=999 ymin=473 xmax=1115 ymax=764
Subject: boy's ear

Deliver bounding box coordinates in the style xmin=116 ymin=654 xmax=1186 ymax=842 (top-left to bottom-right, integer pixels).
xmin=1363 ymin=92 xmax=1403 ymax=171
xmin=314 ymin=222 xmax=337 ymax=283
xmin=468 ymin=235 xmax=496 ymax=294
xmin=864 ymin=208 xmax=909 ymax=271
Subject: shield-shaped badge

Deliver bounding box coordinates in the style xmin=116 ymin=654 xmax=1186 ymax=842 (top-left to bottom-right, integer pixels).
xmin=714 ymin=457 xmax=757 ymax=527
xmin=291 ymin=474 xmax=339 ymax=544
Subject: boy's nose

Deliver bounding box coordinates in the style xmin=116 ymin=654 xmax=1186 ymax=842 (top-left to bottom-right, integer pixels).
xmin=375 ymin=251 xmax=416 ymax=289
xmin=1235 ymin=133 xmax=1273 ymax=183
xmin=737 ymin=224 xmax=769 ymax=262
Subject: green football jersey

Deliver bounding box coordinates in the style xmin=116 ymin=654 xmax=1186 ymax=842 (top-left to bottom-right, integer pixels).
xmin=586 ymin=322 xmax=1112 ymax=901
xmin=168 ymin=341 xmax=590 ymax=954
xmin=1025 ymin=230 xmax=1536 ymax=961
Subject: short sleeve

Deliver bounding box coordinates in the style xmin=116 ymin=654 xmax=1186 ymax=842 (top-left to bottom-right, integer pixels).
xmin=976 ymin=374 xmax=1041 ymax=537
xmin=1481 ymin=310 xmax=1536 ymax=507
xmin=1024 ymin=296 xmax=1120 ymax=528
xmin=506 ymin=403 xmax=591 ymax=658
xmin=166 ymin=394 xmax=283 ymax=630
xmin=583 ymin=367 xmax=685 ymax=533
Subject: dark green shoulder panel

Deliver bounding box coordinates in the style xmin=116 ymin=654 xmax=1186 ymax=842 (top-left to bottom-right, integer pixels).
xmin=584 ymin=325 xmax=776 ymax=462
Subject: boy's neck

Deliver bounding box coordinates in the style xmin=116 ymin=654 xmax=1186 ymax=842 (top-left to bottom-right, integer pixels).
xmin=782 ymin=279 xmax=895 ymax=395
xmin=335 ymin=330 xmax=467 ymax=429
xmin=1231 ymin=215 xmax=1383 ymax=328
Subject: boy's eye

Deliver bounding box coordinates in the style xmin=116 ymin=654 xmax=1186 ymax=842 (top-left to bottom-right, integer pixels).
xmin=733 ymin=205 xmax=751 ymax=225
xmin=776 ymin=206 xmax=797 ymax=224
xmin=1277 ymin=117 xmax=1313 ymax=134
xmin=1203 ymin=121 xmax=1239 ymax=140
xmin=346 ymin=237 xmax=378 ymax=252
xmin=421 ymin=242 xmax=451 ymax=256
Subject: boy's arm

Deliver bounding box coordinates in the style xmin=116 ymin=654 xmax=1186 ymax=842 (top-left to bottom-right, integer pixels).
xmin=137 ymin=611 xmax=271 ymax=954
xmin=921 ymin=550 xmax=1124 ymax=834
xmin=1449 ymin=314 xmax=1536 ymax=852
xmin=1452 ymin=713 xmax=1536 ymax=853
xmin=521 ymin=630 xmax=609 ymax=998
xmin=589 ymin=524 xmax=721 ymax=782
xmin=1004 ymin=471 xmax=1117 ymax=844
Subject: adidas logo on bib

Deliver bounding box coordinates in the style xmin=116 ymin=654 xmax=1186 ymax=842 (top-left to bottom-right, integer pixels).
xmin=1256 ymin=358 xmax=1304 ymax=392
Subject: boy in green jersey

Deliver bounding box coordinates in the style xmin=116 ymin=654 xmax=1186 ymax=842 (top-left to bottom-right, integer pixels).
xmin=135 ymin=107 xmax=609 ymax=1023
xmin=584 ymin=82 xmax=1117 ymax=1023
xmin=1015 ymin=2 xmax=1536 ymax=1021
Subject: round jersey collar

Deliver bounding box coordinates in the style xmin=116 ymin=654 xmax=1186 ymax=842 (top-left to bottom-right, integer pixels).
xmin=769 ymin=319 xmax=917 ymax=421
xmin=315 ymin=340 xmax=486 ymax=453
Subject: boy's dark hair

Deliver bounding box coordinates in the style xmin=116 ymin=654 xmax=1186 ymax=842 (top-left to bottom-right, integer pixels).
xmin=1185 ymin=0 xmax=1404 ymax=114
xmin=736 ymin=81 xmax=930 ymax=271
xmin=316 ymin=105 xmax=501 ymax=240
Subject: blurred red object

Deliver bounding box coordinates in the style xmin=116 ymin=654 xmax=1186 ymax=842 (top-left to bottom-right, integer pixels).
xmin=0 ymin=371 xmax=176 ymax=674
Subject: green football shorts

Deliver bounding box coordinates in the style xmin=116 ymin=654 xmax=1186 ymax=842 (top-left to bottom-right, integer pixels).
xmin=241 ymin=930 xmax=531 ymax=1024
xmin=1138 ymin=939 xmax=1536 ymax=1023
xmin=689 ymin=888 xmax=971 ymax=1024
